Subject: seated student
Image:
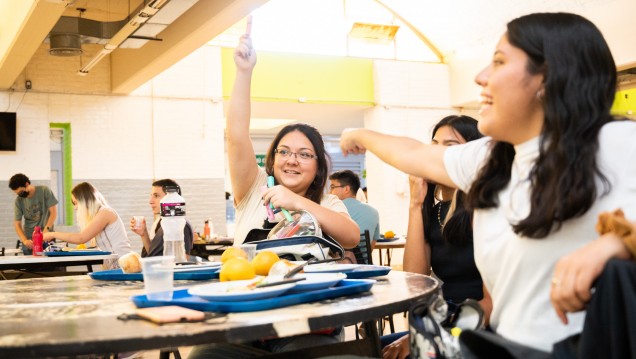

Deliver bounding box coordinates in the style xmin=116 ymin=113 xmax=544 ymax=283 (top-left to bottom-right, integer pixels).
xmin=188 ymin=28 xmax=359 ymax=359
xmin=329 ymin=169 xmax=380 ymax=256
xmin=341 ymin=12 xmax=636 ymax=354
xmin=382 ymin=115 xmax=490 ymax=359
xmin=43 ymin=182 xmax=132 ymax=269
xmin=129 ymin=179 xmax=194 ymax=257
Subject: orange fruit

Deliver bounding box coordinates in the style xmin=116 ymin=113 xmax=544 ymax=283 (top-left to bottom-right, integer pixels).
xmin=384 ymin=230 xmax=395 ymax=239
xmin=219 ymin=257 xmax=256 ymax=282
xmin=251 ymin=251 xmax=280 ymax=276
xmin=220 ymin=247 xmax=248 ymax=263
xmin=76 ymin=243 xmax=87 ymax=249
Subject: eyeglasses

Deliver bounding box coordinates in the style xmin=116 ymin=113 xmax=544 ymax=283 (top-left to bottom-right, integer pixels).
xmin=329 ymin=185 xmax=344 ymax=190
xmin=274 ymin=148 xmax=318 ymax=162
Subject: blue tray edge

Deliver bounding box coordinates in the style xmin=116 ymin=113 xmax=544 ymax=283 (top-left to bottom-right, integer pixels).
xmin=131 ymin=279 xmax=375 ymax=313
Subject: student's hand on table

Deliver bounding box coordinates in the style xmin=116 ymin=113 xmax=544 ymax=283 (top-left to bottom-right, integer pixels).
xmin=23 ymin=239 xmax=34 ymax=249
xmin=382 ymin=334 xmax=410 ymax=359
xmin=408 ymin=176 xmax=427 ymax=206
xmin=340 ymin=128 xmax=367 ymax=156
xmin=550 ymin=233 xmax=629 ymax=324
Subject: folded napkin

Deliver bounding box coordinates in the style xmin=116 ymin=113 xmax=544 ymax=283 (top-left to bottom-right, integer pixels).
xmin=596 ymin=209 xmax=636 ymax=259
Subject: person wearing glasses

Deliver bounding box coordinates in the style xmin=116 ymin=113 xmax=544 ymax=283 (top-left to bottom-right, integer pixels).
xmin=188 ymin=31 xmax=359 ymax=359
xmin=329 ymin=169 xmax=380 ymax=253
xmin=9 ymin=173 xmax=58 ymax=255
xmin=225 ymin=34 xmax=359 ymax=250
xmin=341 ymin=12 xmax=636 ymax=355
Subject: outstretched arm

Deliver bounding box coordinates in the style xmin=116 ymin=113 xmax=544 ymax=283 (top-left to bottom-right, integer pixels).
xmin=44 ymin=209 xmax=115 ymax=245
xmin=340 ymin=129 xmax=453 ymax=187
xmin=227 ymin=34 xmax=259 ymax=205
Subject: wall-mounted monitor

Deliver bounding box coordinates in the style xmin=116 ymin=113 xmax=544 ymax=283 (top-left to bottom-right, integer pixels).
xmin=0 ymin=112 xmax=17 ymax=151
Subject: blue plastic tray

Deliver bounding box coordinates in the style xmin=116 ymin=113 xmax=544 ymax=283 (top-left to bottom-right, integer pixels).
xmin=376 ymin=237 xmax=400 ymax=243
xmin=90 ymin=268 xmax=219 ymax=281
xmin=345 ymin=265 xmax=391 ymax=279
xmin=44 ymin=250 xmax=112 ymax=256
xmin=131 ymin=279 xmax=375 ymax=312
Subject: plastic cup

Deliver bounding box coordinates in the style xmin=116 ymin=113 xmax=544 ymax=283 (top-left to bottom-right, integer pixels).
xmin=133 ymin=216 xmax=145 ymax=229
xmin=140 ymin=255 xmax=174 ymax=301
xmin=240 ymin=243 xmax=258 ymax=261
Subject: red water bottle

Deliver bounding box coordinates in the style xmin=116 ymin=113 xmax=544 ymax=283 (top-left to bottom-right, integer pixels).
xmin=32 ymin=226 xmax=43 ymax=256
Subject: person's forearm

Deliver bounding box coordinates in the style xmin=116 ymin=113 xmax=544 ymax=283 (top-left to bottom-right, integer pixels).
xmin=45 ymin=206 xmax=57 ymax=230
xmin=403 ymin=204 xmax=430 ymax=274
xmin=343 ymin=129 xmax=453 ymax=186
xmin=50 ymin=231 xmax=89 ymax=245
xmin=14 ymin=222 xmax=28 ymax=243
xmin=140 ymin=232 xmax=151 ymax=253
xmin=301 ymin=199 xmax=360 ymax=249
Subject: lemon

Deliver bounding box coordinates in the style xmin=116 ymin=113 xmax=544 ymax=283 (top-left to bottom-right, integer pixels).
xmin=251 ymin=251 xmax=280 ymax=276
xmin=219 ymin=257 xmax=256 ymax=282
xmin=384 ymin=230 xmax=395 ymax=239
xmin=76 ymin=243 xmax=87 ymax=249
xmin=220 ymin=247 xmax=248 ymax=263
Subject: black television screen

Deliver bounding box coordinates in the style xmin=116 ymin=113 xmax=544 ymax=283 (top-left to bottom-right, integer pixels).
xmin=0 ymin=112 xmax=17 ymax=151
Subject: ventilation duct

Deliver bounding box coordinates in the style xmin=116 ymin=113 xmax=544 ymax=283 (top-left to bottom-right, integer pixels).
xmin=49 ymin=33 xmax=83 ymax=56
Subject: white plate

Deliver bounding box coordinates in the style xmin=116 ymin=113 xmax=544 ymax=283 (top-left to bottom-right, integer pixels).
xmin=289 ymin=273 xmax=346 ymax=292
xmin=173 ymin=262 xmax=222 ymax=272
xmin=303 ymin=263 xmax=360 ymax=273
xmin=188 ymin=280 xmax=296 ymax=302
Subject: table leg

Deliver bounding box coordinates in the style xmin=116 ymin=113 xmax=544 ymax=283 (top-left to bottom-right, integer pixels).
xmin=386 ymin=249 xmax=392 ymax=266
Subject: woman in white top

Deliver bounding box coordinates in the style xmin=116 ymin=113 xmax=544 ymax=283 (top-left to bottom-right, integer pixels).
xmin=44 ymin=182 xmax=132 ymax=269
xmin=340 ymin=12 xmax=636 ymax=353
xmin=228 ymin=34 xmax=359 ymax=249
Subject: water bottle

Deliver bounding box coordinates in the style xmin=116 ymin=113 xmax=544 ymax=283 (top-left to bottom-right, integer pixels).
xmin=32 ymin=226 xmax=43 ymax=256
xmin=160 ymin=186 xmax=187 ymax=263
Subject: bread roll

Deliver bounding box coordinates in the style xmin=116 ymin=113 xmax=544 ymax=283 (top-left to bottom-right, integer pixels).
xmin=119 ymin=252 xmax=142 ymax=273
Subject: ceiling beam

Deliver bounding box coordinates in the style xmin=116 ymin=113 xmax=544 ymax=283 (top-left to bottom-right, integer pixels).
xmin=0 ymin=0 xmax=67 ymax=90
xmin=110 ymin=0 xmax=269 ymax=94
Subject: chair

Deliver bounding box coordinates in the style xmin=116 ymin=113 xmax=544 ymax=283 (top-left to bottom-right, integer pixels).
xmin=353 ymin=230 xmax=373 ymax=265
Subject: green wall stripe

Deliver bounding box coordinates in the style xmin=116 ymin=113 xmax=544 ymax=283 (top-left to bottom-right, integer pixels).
xmin=49 ymin=123 xmax=73 ymax=225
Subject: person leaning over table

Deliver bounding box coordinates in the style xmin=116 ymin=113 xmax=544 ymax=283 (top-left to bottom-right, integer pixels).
xmin=382 ymin=115 xmax=491 ymax=359
xmin=129 ymin=179 xmax=194 ymax=257
xmin=43 ymin=182 xmax=132 ymax=269
xmin=340 ymin=12 xmax=636 ymax=355
xmin=9 ymin=173 xmax=58 ymax=255
xmin=188 ymin=31 xmax=359 ymax=359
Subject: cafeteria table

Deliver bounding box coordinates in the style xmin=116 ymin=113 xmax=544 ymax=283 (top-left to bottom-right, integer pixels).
xmin=0 ymin=254 xmax=118 ymax=280
xmin=0 ymin=270 xmax=439 ymax=358
xmin=375 ymin=237 xmax=406 ymax=266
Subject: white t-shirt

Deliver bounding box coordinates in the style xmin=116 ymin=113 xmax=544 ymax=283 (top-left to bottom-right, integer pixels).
xmin=444 ymin=121 xmax=636 ymax=352
xmin=95 ymin=207 xmax=133 ymax=269
xmin=234 ymin=168 xmax=348 ymax=246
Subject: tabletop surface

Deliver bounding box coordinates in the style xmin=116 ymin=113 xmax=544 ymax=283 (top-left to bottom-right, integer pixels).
xmin=375 ymin=237 xmax=406 ymax=247
xmin=0 ymin=270 xmax=438 ymax=357
xmin=0 ymin=254 xmax=117 ymax=265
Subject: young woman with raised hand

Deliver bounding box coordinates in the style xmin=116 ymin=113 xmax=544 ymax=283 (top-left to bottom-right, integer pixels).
xmin=226 ymin=34 xmax=359 ymax=250
xmin=43 ymin=182 xmax=132 ymax=269
xmin=188 ymin=33 xmax=359 ymax=359
xmin=341 ymin=12 xmax=636 ymax=354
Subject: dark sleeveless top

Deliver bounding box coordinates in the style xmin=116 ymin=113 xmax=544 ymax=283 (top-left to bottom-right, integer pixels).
xmin=426 ymin=201 xmax=483 ymax=303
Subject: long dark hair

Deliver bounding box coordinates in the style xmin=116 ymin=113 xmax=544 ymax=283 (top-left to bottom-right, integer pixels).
xmin=423 ymin=115 xmax=482 ymax=246
xmin=265 ymin=123 xmax=330 ymax=204
xmin=467 ymin=13 xmax=616 ymax=238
